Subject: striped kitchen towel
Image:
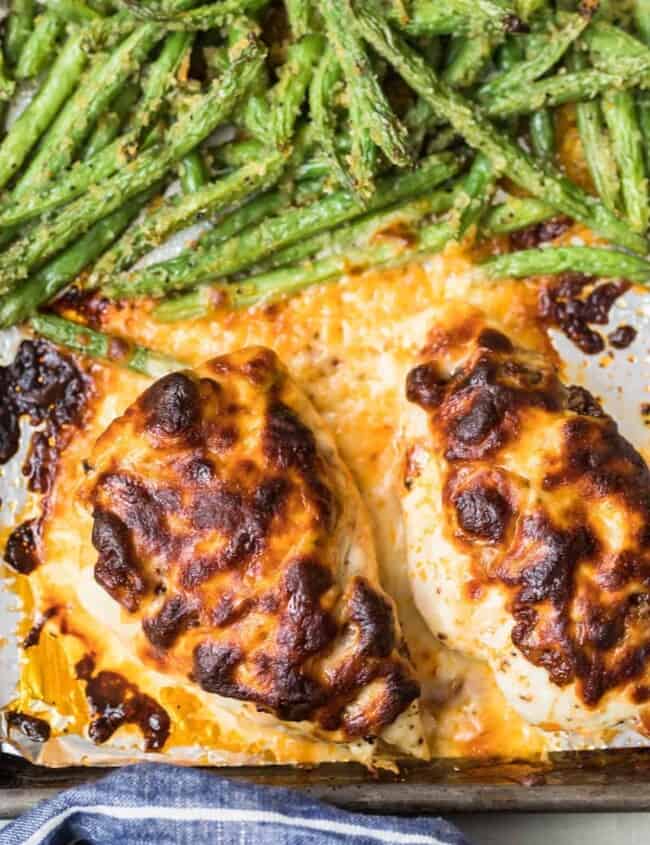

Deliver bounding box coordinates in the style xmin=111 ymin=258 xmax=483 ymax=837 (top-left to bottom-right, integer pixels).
xmin=0 ymin=763 xmax=471 ymax=845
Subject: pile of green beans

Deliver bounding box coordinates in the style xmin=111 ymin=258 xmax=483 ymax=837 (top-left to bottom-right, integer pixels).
xmin=0 ymin=0 xmax=647 ymax=369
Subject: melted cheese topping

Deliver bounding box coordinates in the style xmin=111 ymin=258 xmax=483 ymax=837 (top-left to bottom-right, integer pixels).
xmin=5 ymin=232 xmax=603 ymax=764
xmin=81 ymin=347 xmax=422 ymax=752
xmin=402 ymin=304 xmax=650 ymax=734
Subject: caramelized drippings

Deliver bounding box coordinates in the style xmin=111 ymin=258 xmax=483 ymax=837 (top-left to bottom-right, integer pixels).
xmin=22 ymin=607 xmax=58 ymax=649
xmin=76 ymin=656 xmax=170 ymax=752
xmin=1 ymin=340 xmax=89 ymax=574
xmin=510 ymin=217 xmax=572 ymax=251
xmin=6 ymin=710 xmax=51 ymax=742
xmin=608 ymin=325 xmax=637 ymax=350
xmin=538 ymin=274 xmax=631 ymax=355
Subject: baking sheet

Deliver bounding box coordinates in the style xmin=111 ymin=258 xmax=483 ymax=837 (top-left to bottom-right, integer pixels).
xmin=2 ymin=281 xmax=650 ymax=807
xmin=5 ymin=749 xmax=650 ymax=815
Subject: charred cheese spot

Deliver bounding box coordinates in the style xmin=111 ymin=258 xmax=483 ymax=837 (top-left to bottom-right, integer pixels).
xmin=404 ymin=308 xmax=650 ymax=722
xmin=445 ymin=466 xmax=517 ymax=546
xmin=408 ymin=330 xmax=564 ymax=462
xmin=405 ymin=363 xmax=444 ymax=409
xmin=80 ymin=347 xmax=418 ymax=739
xmin=453 ymin=486 xmax=511 ymax=542
xmin=348 ymin=577 xmax=395 ymax=659
xmin=141 ymin=372 xmax=201 ymax=439
xmin=92 ymin=508 xmax=145 ymax=612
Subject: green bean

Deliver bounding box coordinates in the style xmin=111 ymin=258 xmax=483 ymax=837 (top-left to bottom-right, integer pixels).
xmin=347 ymin=97 xmax=378 ymax=197
xmin=634 ymin=3 xmax=650 ymax=191
xmin=88 ymin=10 xmax=141 ymax=49
xmin=387 ymin=0 xmax=523 ymax=38
xmin=309 ymin=48 xmax=348 ymax=185
xmin=515 ymin=0 xmax=547 ymax=20
xmin=91 ymin=151 xmax=286 ymax=281
xmin=15 ymin=13 xmax=64 ymax=81
xmin=320 ymin=0 xmax=409 ymax=193
xmin=179 ymin=150 xmax=207 ymax=194
xmin=83 ymin=114 xmax=124 ymax=163
xmin=201 ymin=191 xmax=288 ymax=248
xmin=495 ymin=35 xmax=523 ymax=134
xmin=584 ymin=20 xmax=650 ymax=78
xmin=88 ymin=0 xmax=116 ymax=12
xmin=123 ymin=30 xmax=192 ymax=133
xmin=568 ymin=49 xmax=620 ymax=214
xmin=226 ymin=245 xmax=423 ymax=308
xmin=230 ymin=217 xmax=457 ymax=308
xmin=118 ymin=0 xmax=269 ymax=29
xmin=635 ymin=0 xmax=650 ymax=43
xmin=265 ymin=34 xmax=325 ymax=148
xmin=242 ymin=92 xmax=272 ymax=143
xmin=291 ymin=153 xmax=346 ymax=185
xmin=105 ymin=153 xmax=461 ymax=298
xmin=0 ymin=51 xmax=15 ymax=102
xmin=457 ymin=153 xmax=495 ymax=236
xmin=0 ymin=32 xmax=191 ymax=228
xmin=354 ymin=5 xmax=647 ymax=253
xmin=478 ymin=12 xmax=589 ymax=103
xmin=484 ymin=196 xmax=555 ymax=233
xmin=17 ymin=23 xmax=166 ymax=193
xmin=0 ymin=31 xmax=89 ymax=190
xmin=154 ymin=192 xmax=304 ymax=321
xmin=30 ymin=314 xmax=182 ymax=378
xmin=486 ymin=67 xmax=650 ymax=118
xmin=47 ymin=0 xmax=104 ymax=24
xmin=158 ymin=216 xmax=457 ymax=317
xmin=261 ymin=189 xmax=458 ymax=272
xmin=154 ymin=189 xmax=457 ymax=320
xmin=215 ymin=126 xmax=343 ymax=174
xmin=530 ymin=109 xmax=555 ymax=161
xmin=0 ymin=39 xmax=265 ymax=290
xmin=497 ymin=34 xmax=524 ymax=71
xmin=484 ymin=245 xmax=650 ymax=282
xmin=602 ymin=90 xmax=648 ymax=233
xmin=153 ymin=288 xmax=216 ymax=321
xmin=91 ymin=31 xmax=316 ymax=279
xmin=154 ymin=194 xmax=296 ymax=323
xmin=5 ymin=0 xmax=35 ymax=66
xmin=0 ymin=191 xmax=157 ymax=329
xmin=404 ymin=95 xmax=440 ymax=156
xmin=443 ymin=35 xmax=493 ymax=89
xmin=286 ymin=0 xmax=311 ymax=37
xmin=426 ymin=126 xmax=458 ymax=153
xmin=214 ymin=138 xmax=267 ymax=168
xmin=486 ymin=18 xmax=650 ymax=116
xmin=83 ymin=82 xmax=141 ymax=161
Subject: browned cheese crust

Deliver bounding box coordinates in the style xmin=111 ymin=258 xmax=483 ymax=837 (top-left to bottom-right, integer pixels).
xmin=81 ymin=347 xmax=419 ymax=739
xmin=406 ymin=314 xmax=650 ymax=711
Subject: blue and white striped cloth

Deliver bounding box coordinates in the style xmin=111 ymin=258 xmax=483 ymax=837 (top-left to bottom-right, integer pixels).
xmin=0 ymin=763 xmax=471 ymax=845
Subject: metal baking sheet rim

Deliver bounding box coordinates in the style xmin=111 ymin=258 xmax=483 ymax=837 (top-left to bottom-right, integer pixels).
xmin=2 ymin=287 xmax=650 ymax=808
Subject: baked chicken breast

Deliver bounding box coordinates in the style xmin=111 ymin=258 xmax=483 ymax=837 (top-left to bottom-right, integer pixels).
xmin=401 ymin=304 xmax=650 ymax=734
xmin=81 ymin=346 xmax=423 ymax=754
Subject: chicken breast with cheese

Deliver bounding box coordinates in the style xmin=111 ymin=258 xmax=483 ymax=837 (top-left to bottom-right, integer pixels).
xmin=400 ymin=304 xmax=650 ymax=734
xmin=80 ymin=346 xmax=423 ymax=754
